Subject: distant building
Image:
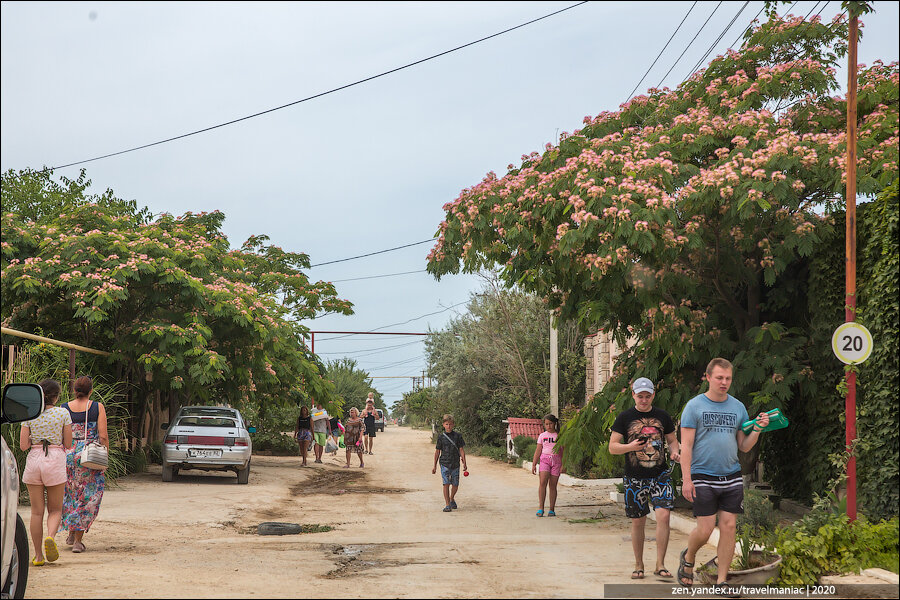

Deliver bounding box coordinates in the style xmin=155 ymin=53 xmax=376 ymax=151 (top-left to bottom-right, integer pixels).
xmin=583 ymin=330 xmax=636 ymax=401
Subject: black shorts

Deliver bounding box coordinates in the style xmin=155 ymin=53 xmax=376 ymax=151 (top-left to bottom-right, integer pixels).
xmin=691 ymin=471 xmax=743 ymax=517
xmin=365 ymin=426 xmax=376 ymax=437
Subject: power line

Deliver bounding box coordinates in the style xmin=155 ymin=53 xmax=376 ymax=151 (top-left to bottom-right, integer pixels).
xmin=317 ymin=300 xmax=468 ymax=341
xmin=654 ymin=1 xmax=723 ymax=90
xmin=45 ymin=2 xmax=589 ymax=171
xmin=310 ymin=239 xmax=435 ymax=268
xmin=685 ymin=1 xmax=750 ymax=79
xmin=329 ymin=269 xmax=427 ymax=283
xmin=317 ymin=339 xmax=425 ymax=356
xmin=728 ymin=2 xmax=776 ymax=50
xmin=625 ymin=1 xmax=699 ymax=102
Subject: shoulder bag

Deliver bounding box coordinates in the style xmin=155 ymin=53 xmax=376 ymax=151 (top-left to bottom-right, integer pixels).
xmin=79 ymin=400 xmax=109 ymax=471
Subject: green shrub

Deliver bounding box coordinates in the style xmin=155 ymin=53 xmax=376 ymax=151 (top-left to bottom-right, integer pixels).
xmin=127 ymin=446 xmax=148 ymax=474
xmin=776 ymin=510 xmax=899 ymax=584
xmin=251 ymin=431 xmax=298 ymax=455
xmin=522 ymin=442 xmax=538 ymax=462
xmin=512 ymin=435 xmax=535 ymax=457
xmin=469 ymin=445 xmax=507 ymax=461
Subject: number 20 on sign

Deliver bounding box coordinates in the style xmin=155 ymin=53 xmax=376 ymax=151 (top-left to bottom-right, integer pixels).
xmin=831 ymin=322 xmax=874 ymax=365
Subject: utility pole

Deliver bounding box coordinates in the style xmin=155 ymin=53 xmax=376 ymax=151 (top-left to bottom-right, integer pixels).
xmin=550 ymin=312 xmax=559 ymax=417
xmin=844 ymin=10 xmax=859 ymax=522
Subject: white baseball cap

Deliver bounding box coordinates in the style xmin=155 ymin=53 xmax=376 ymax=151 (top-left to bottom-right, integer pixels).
xmin=632 ymin=377 xmax=655 ymax=394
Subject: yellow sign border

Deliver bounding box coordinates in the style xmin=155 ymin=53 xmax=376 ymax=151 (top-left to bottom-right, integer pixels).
xmin=831 ymin=322 xmax=873 ymax=364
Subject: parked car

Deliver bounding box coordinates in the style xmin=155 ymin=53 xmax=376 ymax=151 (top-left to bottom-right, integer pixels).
xmin=160 ymin=406 xmax=255 ymax=484
xmin=2 ymin=383 xmax=45 ymax=599
xmin=375 ymin=409 xmax=385 ymax=433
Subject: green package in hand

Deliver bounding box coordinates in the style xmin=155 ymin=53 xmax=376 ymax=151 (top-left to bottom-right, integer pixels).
xmin=741 ymin=408 xmax=789 ymax=434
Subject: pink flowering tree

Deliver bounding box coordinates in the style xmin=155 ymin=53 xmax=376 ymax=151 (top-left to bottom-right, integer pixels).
xmin=1 ymin=169 xmax=353 ymax=437
xmin=427 ymin=12 xmax=898 ymax=470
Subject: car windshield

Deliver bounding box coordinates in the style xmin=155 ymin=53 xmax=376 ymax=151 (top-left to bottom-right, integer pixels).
xmin=178 ymin=417 xmax=236 ymax=428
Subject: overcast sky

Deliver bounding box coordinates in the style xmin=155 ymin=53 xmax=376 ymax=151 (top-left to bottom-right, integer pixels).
xmin=2 ymin=1 xmax=898 ymax=405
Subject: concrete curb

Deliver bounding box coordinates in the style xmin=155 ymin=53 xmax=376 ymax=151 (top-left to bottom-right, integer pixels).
xmin=862 ymin=568 xmax=900 ymax=584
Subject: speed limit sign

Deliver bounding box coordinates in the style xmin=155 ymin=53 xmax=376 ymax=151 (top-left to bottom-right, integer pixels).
xmin=832 ymin=322 xmax=874 ymax=364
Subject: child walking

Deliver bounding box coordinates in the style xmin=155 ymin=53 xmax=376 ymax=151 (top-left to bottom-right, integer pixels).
xmin=432 ymin=414 xmax=467 ymax=512
xmin=532 ymin=414 xmax=564 ymax=517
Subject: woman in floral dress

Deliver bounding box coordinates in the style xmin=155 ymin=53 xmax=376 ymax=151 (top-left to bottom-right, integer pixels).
xmin=343 ymin=407 xmax=365 ymax=468
xmin=61 ymin=375 xmax=108 ymax=553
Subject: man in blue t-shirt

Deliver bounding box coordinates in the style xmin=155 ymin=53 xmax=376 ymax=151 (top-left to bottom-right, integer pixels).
xmin=677 ymin=358 xmax=770 ymax=589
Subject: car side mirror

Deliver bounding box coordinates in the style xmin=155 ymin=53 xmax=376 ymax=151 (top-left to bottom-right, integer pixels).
xmin=1 ymin=383 xmax=45 ymax=424
xmin=248 ymin=426 xmax=257 ymax=434
xmin=160 ymin=422 xmax=169 ymax=430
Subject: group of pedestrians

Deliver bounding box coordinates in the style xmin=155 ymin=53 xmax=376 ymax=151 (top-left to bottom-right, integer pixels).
xmin=429 ymin=354 xmax=769 ymax=591
xmin=607 ymin=357 xmax=770 ymax=593
xmin=294 ymin=392 xmax=382 ymax=468
xmin=19 ymin=376 xmax=107 ymax=565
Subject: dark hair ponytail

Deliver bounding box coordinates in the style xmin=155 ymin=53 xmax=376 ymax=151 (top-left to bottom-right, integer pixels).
xmin=544 ymin=413 xmax=560 ymax=433
xmin=74 ymin=375 xmax=93 ymax=398
xmin=39 ymin=379 xmax=61 ymax=405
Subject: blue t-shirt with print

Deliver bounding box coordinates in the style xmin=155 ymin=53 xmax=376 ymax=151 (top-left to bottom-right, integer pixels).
xmin=681 ymin=393 xmax=749 ymax=476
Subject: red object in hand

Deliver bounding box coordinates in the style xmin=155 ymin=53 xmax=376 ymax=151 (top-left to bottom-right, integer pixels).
xmin=463 ymin=470 xmax=469 ymax=477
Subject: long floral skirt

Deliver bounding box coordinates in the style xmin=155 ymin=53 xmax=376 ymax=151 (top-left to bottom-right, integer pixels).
xmin=62 ymin=439 xmax=105 ymax=532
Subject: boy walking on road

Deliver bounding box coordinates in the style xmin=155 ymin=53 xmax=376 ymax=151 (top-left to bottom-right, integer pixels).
xmin=609 ymin=377 xmax=680 ymax=580
xmin=432 ymin=414 xmax=467 ymax=513
xmin=678 ymin=358 xmax=770 ymax=589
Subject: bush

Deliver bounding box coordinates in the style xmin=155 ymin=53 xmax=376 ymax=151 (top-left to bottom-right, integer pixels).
xmin=512 ymin=435 xmax=534 ymax=457
xmin=522 ymin=442 xmax=538 ymax=462
xmin=776 ymin=509 xmax=899 ymax=584
xmin=251 ymin=431 xmax=298 ymax=455
xmin=469 ymin=445 xmax=507 ymax=461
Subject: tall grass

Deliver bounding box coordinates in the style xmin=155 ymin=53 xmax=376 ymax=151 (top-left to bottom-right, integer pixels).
xmin=1 ymin=341 xmax=134 ymax=501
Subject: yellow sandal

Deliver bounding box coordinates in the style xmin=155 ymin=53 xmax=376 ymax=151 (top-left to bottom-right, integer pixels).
xmin=44 ymin=536 xmax=59 ymax=563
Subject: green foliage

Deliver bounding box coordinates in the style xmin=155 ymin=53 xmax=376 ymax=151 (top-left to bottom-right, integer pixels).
xmin=427 ymin=11 xmax=898 ymax=502
xmin=735 ymin=489 xmax=780 ymax=570
xmin=1 ymin=168 xmax=355 ymax=439
xmin=857 ymin=182 xmax=900 ymax=520
xmin=468 ymin=445 xmax=508 ymax=462
xmin=776 ymin=512 xmax=899 ymax=584
xmin=250 ymin=430 xmax=298 ymax=455
xmin=324 ymin=358 xmax=383 ymax=416
xmin=423 ymin=279 xmax=585 ymax=447
xmin=512 ymin=434 xmax=535 ymax=457
xmin=522 ymin=441 xmax=539 ymax=463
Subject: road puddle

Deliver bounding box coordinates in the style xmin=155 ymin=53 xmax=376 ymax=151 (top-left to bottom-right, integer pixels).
xmin=290 ymin=469 xmax=409 ymax=496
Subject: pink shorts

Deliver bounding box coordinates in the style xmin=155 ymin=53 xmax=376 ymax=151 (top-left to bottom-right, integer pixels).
xmin=539 ymin=453 xmax=562 ymax=477
xmin=22 ymin=446 xmax=68 ymax=487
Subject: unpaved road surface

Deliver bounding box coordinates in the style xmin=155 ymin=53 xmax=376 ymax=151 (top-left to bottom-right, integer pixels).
xmin=21 ymin=426 xmax=712 ymax=598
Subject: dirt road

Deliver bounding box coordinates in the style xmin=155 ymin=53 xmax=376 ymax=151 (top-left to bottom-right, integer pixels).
xmin=21 ymin=426 xmax=712 ymax=598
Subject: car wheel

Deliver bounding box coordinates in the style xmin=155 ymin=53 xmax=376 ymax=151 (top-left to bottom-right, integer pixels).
xmin=257 ymin=522 xmax=302 ymax=535
xmin=236 ymin=462 xmax=250 ymax=484
xmin=162 ymin=463 xmax=174 ymax=482
xmin=2 ymin=514 xmax=29 ymax=599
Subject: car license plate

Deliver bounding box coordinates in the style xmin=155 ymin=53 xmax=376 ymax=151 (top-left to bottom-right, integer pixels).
xmin=188 ymin=448 xmax=222 ymax=458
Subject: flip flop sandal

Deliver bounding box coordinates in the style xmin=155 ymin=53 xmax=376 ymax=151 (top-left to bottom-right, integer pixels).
xmin=72 ymin=542 xmax=86 ymax=554
xmin=631 ymin=570 xmax=644 ymax=579
xmin=678 ymin=548 xmax=694 ymax=586
xmin=66 ymin=532 xmax=75 ymax=546
xmin=43 ymin=536 xmax=59 ymax=563
xmin=31 ymin=557 xmax=45 ymax=567
xmin=547 ymin=510 xmax=556 ymax=517
xmin=654 ymin=568 xmax=673 ymax=578
xmin=536 ymin=509 xmax=544 ymax=517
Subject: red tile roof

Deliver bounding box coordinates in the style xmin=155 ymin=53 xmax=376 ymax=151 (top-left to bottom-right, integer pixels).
xmin=507 ymin=418 xmax=544 ymax=440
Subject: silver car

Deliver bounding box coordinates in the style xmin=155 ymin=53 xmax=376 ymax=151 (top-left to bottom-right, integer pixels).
xmin=160 ymin=406 xmax=254 ymax=484
xmin=2 ymin=383 xmax=45 ymax=599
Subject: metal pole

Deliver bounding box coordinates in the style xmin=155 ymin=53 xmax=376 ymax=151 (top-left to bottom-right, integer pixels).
xmin=845 ymin=13 xmax=859 ymax=522
xmin=550 ymin=312 xmax=559 ymax=417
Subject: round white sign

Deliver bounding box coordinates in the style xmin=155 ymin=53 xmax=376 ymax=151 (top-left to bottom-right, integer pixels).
xmin=831 ymin=322 xmax=873 ymax=364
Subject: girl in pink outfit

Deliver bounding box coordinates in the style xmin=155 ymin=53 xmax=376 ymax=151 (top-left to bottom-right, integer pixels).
xmin=531 ymin=414 xmax=565 ymax=517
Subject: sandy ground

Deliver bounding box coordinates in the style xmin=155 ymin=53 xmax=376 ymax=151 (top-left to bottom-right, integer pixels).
xmin=20 ymin=426 xmax=713 ymax=598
